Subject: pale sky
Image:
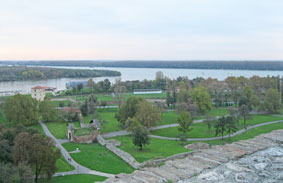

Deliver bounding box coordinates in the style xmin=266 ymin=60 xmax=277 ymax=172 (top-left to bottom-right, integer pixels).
xmin=0 ymin=0 xmax=283 ymax=60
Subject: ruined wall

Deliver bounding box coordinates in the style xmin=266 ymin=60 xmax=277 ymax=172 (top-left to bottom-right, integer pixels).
xmin=97 ymin=135 xmax=141 ymax=169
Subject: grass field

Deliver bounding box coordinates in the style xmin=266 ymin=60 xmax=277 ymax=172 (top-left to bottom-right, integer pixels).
xmin=62 ymin=143 xmax=134 ymax=174
xmin=203 ymin=122 xmax=283 ymax=146
xmin=110 ymin=135 xmax=189 ymax=163
xmin=152 ymin=114 xmax=283 ymax=138
xmin=39 ymin=174 xmax=107 ymax=183
xmin=97 ymin=108 xmax=123 ymax=133
xmin=45 ymin=121 xmax=80 ymax=139
xmin=56 ymin=156 xmax=75 ymax=172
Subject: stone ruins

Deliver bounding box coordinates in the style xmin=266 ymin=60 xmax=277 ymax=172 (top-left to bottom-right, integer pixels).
xmin=98 ymin=130 xmax=283 ymax=183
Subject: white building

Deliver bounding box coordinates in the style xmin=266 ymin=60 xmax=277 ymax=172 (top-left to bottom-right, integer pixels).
xmin=31 ymin=86 xmax=46 ymax=101
xmin=133 ymin=89 xmax=162 ymax=94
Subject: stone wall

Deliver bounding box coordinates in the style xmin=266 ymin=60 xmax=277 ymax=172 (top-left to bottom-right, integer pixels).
xmin=72 ymin=130 xmax=99 ymax=144
xmin=99 ymin=129 xmax=283 ymax=183
xmin=97 ymin=135 xmax=141 ymax=169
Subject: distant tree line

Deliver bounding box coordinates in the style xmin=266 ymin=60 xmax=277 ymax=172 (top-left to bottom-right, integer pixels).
xmin=3 ymin=60 xmax=283 ymax=71
xmin=0 ymin=66 xmax=120 ymax=82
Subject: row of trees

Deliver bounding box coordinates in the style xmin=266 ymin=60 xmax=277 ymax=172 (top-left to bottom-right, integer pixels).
xmin=2 ymin=94 xmax=61 ymax=126
xmin=0 ymin=66 xmax=120 ymax=81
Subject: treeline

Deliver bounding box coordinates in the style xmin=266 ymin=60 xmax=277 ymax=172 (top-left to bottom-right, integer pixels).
xmin=2 ymin=60 xmax=283 ymax=71
xmin=0 ymin=66 xmax=121 ymax=82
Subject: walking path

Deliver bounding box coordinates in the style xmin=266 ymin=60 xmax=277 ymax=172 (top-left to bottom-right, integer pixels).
xmin=102 ymin=118 xmax=220 ymax=138
xmin=39 ymin=121 xmax=114 ymax=178
xmin=149 ymin=120 xmax=283 ymax=141
xmin=102 ymin=118 xmax=283 ymax=141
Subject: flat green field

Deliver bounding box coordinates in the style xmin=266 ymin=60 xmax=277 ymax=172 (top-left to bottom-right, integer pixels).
xmin=152 ymin=114 xmax=283 ymax=138
xmin=45 ymin=121 xmax=80 ymax=139
xmin=110 ymin=135 xmax=189 ymax=163
xmin=39 ymin=174 xmax=106 ymax=183
xmin=97 ymin=108 xmax=123 ymax=133
xmin=62 ymin=143 xmax=134 ymax=174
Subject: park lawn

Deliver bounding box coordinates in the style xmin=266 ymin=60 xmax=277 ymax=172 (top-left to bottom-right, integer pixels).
xmin=62 ymin=143 xmax=134 ymax=174
xmin=56 ymin=156 xmax=75 ymax=172
xmin=158 ymin=108 xmax=229 ymax=126
xmin=123 ymin=92 xmax=166 ymax=99
xmin=152 ymin=114 xmax=283 ymax=138
xmin=202 ymin=122 xmax=283 ymax=146
xmin=157 ymin=111 xmax=179 ymax=126
xmin=110 ymin=135 xmax=189 ymax=163
xmin=45 ymin=121 xmax=80 ymax=139
xmin=74 ymin=127 xmax=94 ymax=136
xmin=98 ymin=108 xmax=123 ymax=133
xmin=40 ymin=174 xmax=107 ymax=183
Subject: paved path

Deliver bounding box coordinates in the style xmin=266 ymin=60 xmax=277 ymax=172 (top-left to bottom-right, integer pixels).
xmin=149 ymin=120 xmax=283 ymax=141
xmin=39 ymin=121 xmax=114 ymax=178
xmin=102 ymin=118 xmax=219 ymax=138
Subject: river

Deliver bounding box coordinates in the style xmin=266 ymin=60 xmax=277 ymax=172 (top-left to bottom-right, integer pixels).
xmin=0 ymin=66 xmax=282 ymax=95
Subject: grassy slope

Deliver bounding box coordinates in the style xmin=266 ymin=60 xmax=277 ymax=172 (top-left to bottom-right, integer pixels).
xmin=110 ymin=135 xmax=189 ymax=163
xmin=97 ymin=108 xmax=123 ymax=133
xmin=62 ymin=143 xmax=134 ymax=174
xmin=40 ymin=174 xmax=106 ymax=183
xmin=152 ymin=114 xmax=283 ymax=138
xmin=56 ymin=156 xmax=75 ymax=172
xmin=45 ymin=121 xmax=80 ymax=139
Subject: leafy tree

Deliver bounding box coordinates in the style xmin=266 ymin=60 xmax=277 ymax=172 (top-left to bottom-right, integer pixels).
xmin=3 ymin=94 xmax=39 ymax=126
xmin=134 ymin=101 xmax=161 ymax=128
xmin=214 ymin=116 xmax=226 ymax=140
xmin=264 ymin=88 xmax=281 ymax=113
xmin=115 ymin=97 xmax=145 ymax=128
xmin=39 ymin=97 xmax=60 ymax=122
xmin=13 ymin=133 xmax=60 ymax=183
xmin=204 ymin=114 xmax=215 ymax=133
xmin=132 ymin=125 xmax=150 ymax=150
xmin=88 ymin=95 xmax=97 ymax=115
xmin=225 ymin=116 xmax=237 ymax=140
xmin=190 ymin=86 xmax=212 ymax=115
xmin=0 ymin=139 xmax=13 ymax=163
xmin=239 ymin=86 xmax=259 ymax=110
xmin=239 ymin=105 xmax=250 ymax=130
xmin=228 ymin=107 xmax=240 ymax=124
xmin=114 ymin=78 xmax=126 ymax=108
xmin=80 ymin=99 xmax=88 ymax=117
xmin=177 ymin=111 xmax=193 ymax=144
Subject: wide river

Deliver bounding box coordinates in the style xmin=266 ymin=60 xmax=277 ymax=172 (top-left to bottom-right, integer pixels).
xmin=0 ymin=66 xmax=282 ymax=94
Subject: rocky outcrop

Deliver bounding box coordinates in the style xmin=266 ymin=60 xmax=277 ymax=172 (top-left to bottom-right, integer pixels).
xmin=99 ymin=130 xmax=283 ymax=183
xmin=184 ymin=142 xmax=209 ymax=150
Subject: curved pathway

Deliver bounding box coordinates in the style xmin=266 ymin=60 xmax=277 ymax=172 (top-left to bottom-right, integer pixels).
xmin=39 ymin=121 xmax=114 ymax=178
xmin=102 ymin=118 xmax=220 ymax=138
xmin=149 ymin=120 xmax=283 ymax=141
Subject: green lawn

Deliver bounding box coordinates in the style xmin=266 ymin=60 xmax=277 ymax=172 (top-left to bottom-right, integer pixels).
xmin=56 ymin=156 xmax=75 ymax=172
xmin=110 ymin=135 xmax=189 ymax=163
xmin=202 ymin=122 xmax=283 ymax=146
xmin=151 ymin=115 xmax=283 ymax=138
xmin=62 ymin=143 xmax=134 ymax=174
xmin=39 ymin=174 xmax=107 ymax=183
xmin=74 ymin=127 xmax=94 ymax=136
xmin=45 ymin=121 xmax=80 ymax=139
xmin=152 ymin=114 xmax=283 ymax=138
xmin=97 ymin=108 xmax=123 ymax=133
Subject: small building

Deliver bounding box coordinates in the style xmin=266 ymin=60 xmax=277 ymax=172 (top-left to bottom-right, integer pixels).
xmin=133 ymin=89 xmax=162 ymax=94
xmin=31 ymin=86 xmax=46 ymax=101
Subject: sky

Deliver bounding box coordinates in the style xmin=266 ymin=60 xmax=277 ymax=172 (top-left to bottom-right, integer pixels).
xmin=0 ymin=0 xmax=283 ymax=60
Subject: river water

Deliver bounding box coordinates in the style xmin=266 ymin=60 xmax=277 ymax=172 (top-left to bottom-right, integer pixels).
xmin=0 ymin=66 xmax=282 ymax=95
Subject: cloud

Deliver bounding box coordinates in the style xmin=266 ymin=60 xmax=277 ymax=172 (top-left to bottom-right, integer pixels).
xmin=0 ymin=0 xmax=283 ymax=60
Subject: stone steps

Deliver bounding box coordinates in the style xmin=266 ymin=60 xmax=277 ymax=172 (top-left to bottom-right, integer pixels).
xmin=98 ymin=130 xmax=283 ymax=183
